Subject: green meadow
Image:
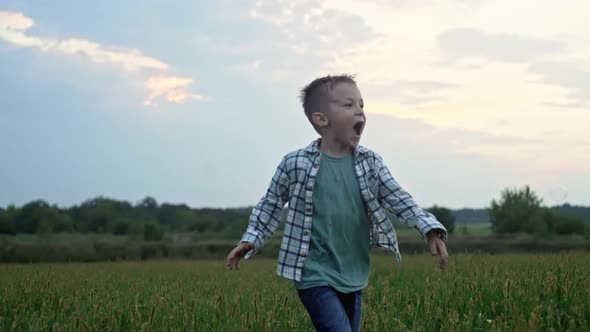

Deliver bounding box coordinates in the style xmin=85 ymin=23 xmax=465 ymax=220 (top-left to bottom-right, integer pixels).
xmin=1 ymin=253 xmax=589 ymax=331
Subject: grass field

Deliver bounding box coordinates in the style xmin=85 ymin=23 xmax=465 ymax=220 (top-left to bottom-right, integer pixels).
xmin=1 ymin=253 xmax=589 ymax=331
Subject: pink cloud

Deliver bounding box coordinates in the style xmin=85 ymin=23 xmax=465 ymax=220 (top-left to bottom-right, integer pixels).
xmin=0 ymin=11 xmax=208 ymax=106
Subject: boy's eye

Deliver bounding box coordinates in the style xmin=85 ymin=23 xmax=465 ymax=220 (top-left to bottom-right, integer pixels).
xmin=345 ymin=103 xmax=353 ymax=107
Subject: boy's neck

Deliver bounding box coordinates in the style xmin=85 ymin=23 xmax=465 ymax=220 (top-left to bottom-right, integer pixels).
xmin=318 ymin=137 xmax=353 ymax=158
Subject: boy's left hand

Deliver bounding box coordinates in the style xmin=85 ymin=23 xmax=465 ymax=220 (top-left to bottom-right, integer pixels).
xmin=426 ymin=229 xmax=448 ymax=270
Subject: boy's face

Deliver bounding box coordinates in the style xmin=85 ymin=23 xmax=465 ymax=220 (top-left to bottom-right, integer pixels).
xmin=320 ymin=82 xmax=366 ymax=147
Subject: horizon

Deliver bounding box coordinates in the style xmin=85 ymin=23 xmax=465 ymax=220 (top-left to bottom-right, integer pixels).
xmin=0 ymin=194 xmax=586 ymax=211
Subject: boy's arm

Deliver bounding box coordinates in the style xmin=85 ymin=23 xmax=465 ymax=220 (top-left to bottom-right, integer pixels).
xmin=377 ymin=159 xmax=448 ymax=241
xmin=239 ymin=156 xmax=290 ymax=258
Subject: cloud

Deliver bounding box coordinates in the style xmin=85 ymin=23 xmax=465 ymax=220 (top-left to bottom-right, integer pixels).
xmin=229 ymin=59 xmax=264 ymax=73
xmin=362 ymin=80 xmax=460 ymax=106
xmin=368 ymin=113 xmax=590 ymax=178
xmin=0 ymin=11 xmax=167 ymax=71
xmin=436 ymin=28 xmax=590 ymax=108
xmin=356 ymin=0 xmax=487 ymax=9
xmin=143 ymin=76 xmax=209 ymax=107
xmin=245 ymin=0 xmax=379 ymax=82
xmin=437 ymin=28 xmax=565 ymax=63
xmin=367 ymin=112 xmax=537 ymax=148
xmin=250 ymin=1 xmax=378 ymax=54
xmin=530 ymin=61 xmax=590 ymax=107
xmin=0 ymin=11 xmax=206 ymax=107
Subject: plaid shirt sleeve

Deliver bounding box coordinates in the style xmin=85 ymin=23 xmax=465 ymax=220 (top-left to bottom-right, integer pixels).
xmin=240 ymin=156 xmax=290 ymax=258
xmin=376 ymin=159 xmax=448 ymax=241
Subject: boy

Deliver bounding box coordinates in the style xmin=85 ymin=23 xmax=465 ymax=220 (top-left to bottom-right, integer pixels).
xmin=226 ymin=74 xmax=448 ymax=332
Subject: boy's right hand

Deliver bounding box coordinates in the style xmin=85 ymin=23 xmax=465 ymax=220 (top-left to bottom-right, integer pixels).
xmin=226 ymin=242 xmax=254 ymax=271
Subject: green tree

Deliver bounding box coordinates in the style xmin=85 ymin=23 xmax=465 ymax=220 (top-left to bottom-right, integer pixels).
xmin=0 ymin=214 xmax=16 ymax=235
xmin=52 ymin=213 xmax=74 ymax=233
xmin=72 ymin=197 xmax=133 ymax=233
xmin=112 ymin=218 xmax=132 ymax=235
xmin=553 ymin=213 xmax=585 ymax=235
xmin=138 ymin=196 xmax=158 ymax=210
xmin=13 ymin=200 xmax=50 ymax=233
xmin=143 ymin=221 xmax=164 ymax=241
xmin=427 ymin=205 xmax=456 ymax=234
xmin=84 ymin=199 xmax=117 ymax=233
xmin=488 ymin=185 xmax=544 ymax=234
xmin=531 ymin=207 xmax=554 ymax=239
xmin=460 ymin=222 xmax=469 ymax=236
xmin=36 ymin=218 xmax=53 ymax=237
xmin=13 ymin=201 xmax=72 ymax=234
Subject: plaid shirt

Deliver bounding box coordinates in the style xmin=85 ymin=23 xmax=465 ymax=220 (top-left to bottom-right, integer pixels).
xmin=240 ymin=138 xmax=447 ymax=281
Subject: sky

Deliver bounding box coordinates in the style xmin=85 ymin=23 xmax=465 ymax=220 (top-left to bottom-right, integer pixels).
xmin=1 ymin=0 xmax=589 ymax=209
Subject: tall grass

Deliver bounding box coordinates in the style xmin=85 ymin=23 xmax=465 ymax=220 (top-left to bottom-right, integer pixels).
xmin=1 ymin=253 xmax=589 ymax=331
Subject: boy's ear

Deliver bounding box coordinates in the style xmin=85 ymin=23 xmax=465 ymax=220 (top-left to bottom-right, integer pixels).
xmin=311 ymin=111 xmax=329 ymax=129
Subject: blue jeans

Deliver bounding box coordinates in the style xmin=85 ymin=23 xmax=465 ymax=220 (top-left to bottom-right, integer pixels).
xmin=297 ymin=286 xmax=362 ymax=332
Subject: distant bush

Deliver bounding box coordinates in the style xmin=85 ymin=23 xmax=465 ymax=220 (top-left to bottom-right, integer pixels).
xmin=427 ymin=205 xmax=456 ymax=234
xmin=552 ymin=213 xmax=585 ymax=235
xmin=0 ymin=216 xmax=16 ymax=235
xmin=143 ymin=222 xmax=164 ymax=241
xmin=36 ymin=219 xmax=53 ymax=237
xmin=460 ymin=222 xmax=469 ymax=235
xmin=112 ymin=219 xmax=132 ymax=235
xmin=531 ymin=207 xmax=554 ymax=239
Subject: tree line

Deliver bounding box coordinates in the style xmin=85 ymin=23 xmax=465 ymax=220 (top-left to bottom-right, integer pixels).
xmin=0 ymin=197 xmax=251 ymax=241
xmin=489 ymin=185 xmax=588 ymax=237
xmin=0 ymin=186 xmax=588 ymax=240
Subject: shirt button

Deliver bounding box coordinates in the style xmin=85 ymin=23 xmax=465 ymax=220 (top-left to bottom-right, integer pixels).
xmin=301 ymin=252 xmax=307 ymax=257
xmin=303 ymin=231 xmax=309 ymax=236
xmin=306 ymin=207 xmax=312 ymax=213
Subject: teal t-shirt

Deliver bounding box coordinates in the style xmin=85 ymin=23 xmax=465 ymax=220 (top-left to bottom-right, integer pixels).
xmin=294 ymin=151 xmax=371 ymax=293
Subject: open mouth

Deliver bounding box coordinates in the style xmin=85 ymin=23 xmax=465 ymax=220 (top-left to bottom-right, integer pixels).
xmin=353 ymin=120 xmax=364 ymax=136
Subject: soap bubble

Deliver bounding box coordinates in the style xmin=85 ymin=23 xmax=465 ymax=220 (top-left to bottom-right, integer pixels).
xmin=547 ymin=185 xmax=568 ymax=203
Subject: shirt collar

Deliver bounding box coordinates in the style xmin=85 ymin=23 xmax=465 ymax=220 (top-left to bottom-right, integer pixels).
xmin=304 ymin=138 xmax=368 ymax=157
